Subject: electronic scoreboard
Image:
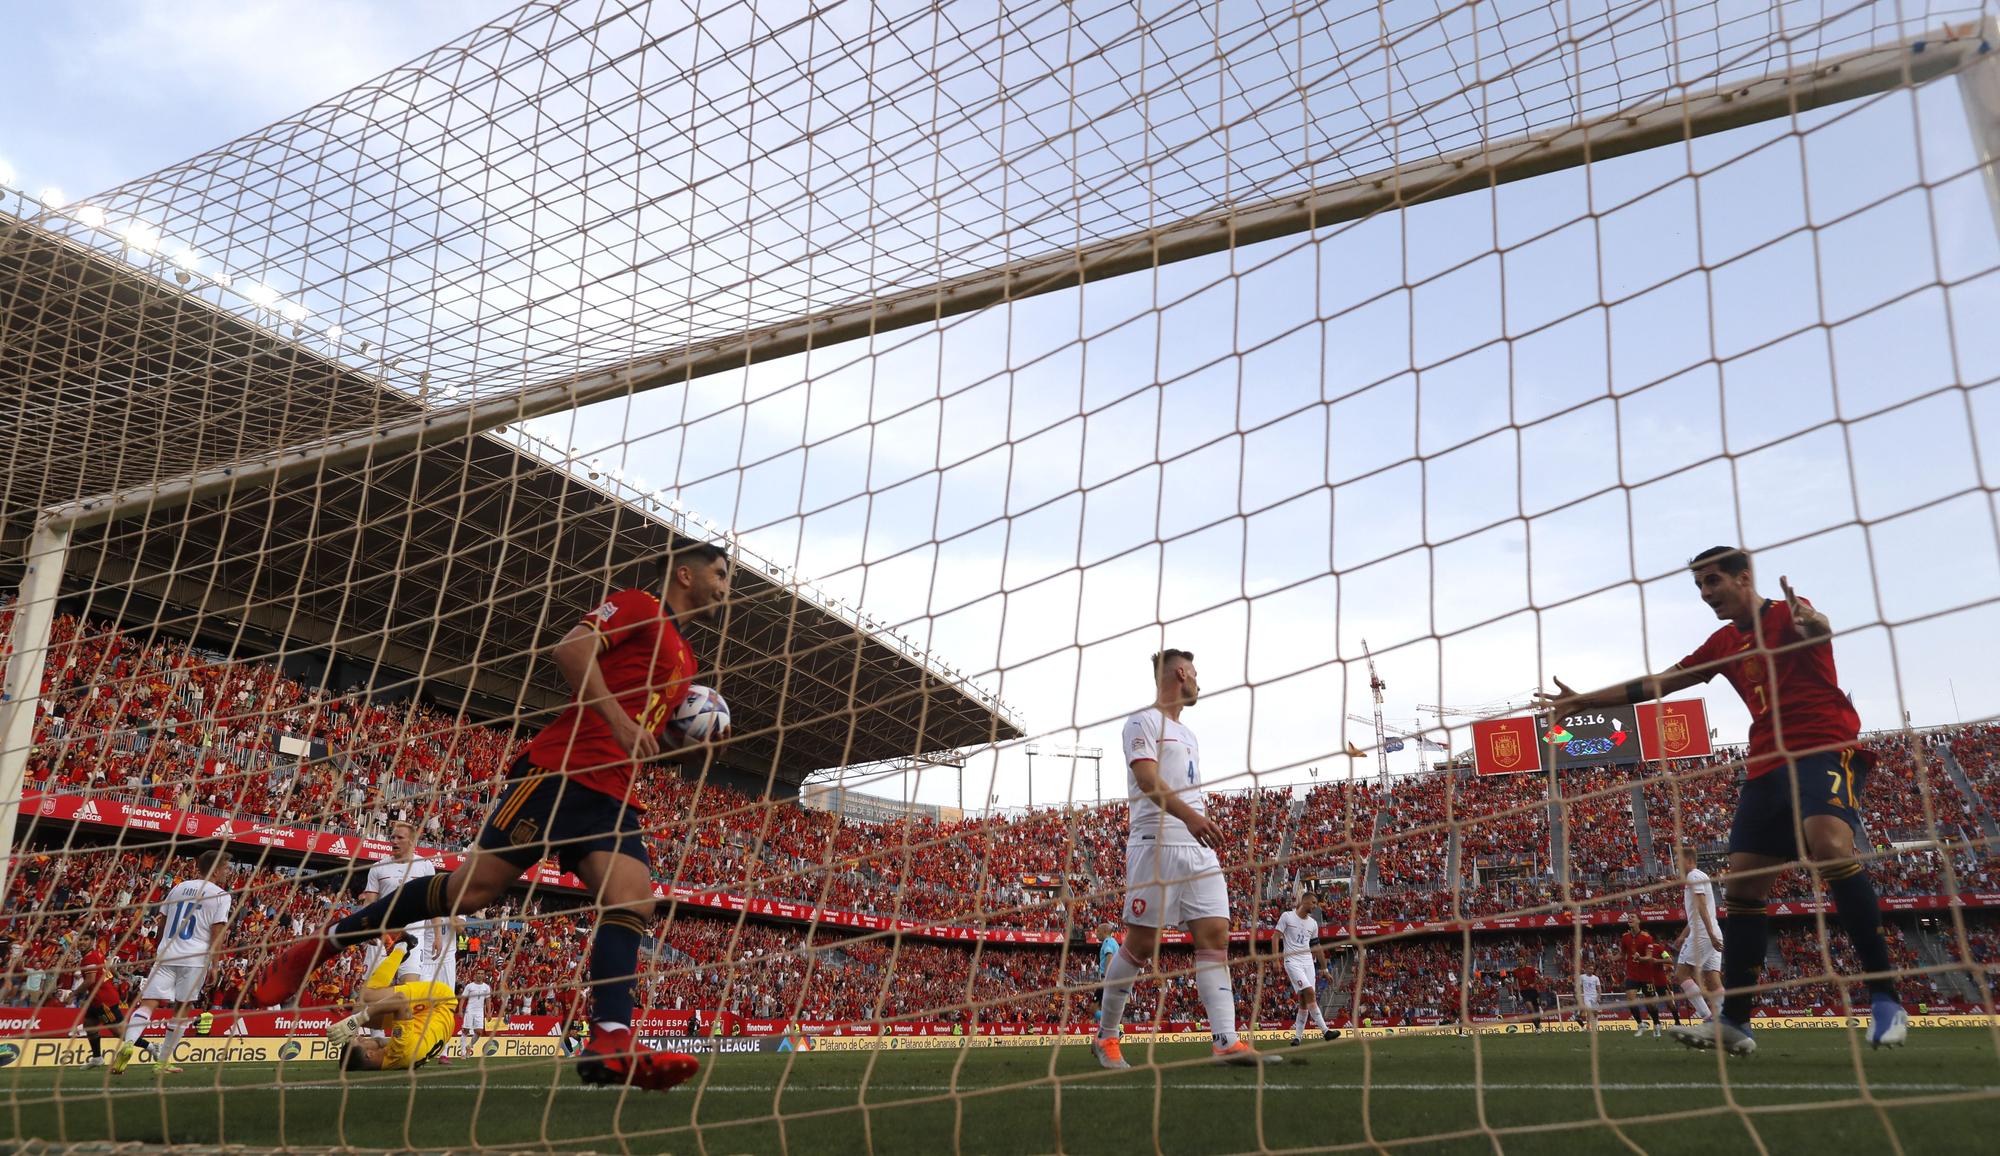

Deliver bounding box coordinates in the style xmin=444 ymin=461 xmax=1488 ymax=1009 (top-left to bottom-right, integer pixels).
xmin=1540 ymin=711 xmax=1641 ymax=770
xmin=1470 ymin=700 xmax=1712 ymax=776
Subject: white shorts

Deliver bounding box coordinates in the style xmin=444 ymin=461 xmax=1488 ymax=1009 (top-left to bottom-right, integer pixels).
xmin=461 ymin=1013 xmax=485 ymax=1034
xmin=1581 ymin=993 xmax=1601 ymax=1011
xmin=1676 ymin=939 xmax=1722 ymax=973
xmin=1283 ymin=958 xmax=1317 ymax=992
xmin=419 ymin=940 xmax=456 ymax=991
xmin=139 ymin=963 xmax=206 ymax=1004
xmin=1122 ymin=842 xmax=1229 ymax=929
xmin=363 ymin=925 xmax=437 ymax=982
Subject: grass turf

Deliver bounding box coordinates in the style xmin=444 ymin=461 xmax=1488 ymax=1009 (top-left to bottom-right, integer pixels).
xmin=6 ymin=1028 xmax=2000 ymax=1153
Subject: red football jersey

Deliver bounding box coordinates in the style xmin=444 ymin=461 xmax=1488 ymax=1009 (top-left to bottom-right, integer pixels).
xmin=79 ymin=948 xmax=116 ymax=1007
xmin=1619 ymin=931 xmax=1656 ymax=984
xmin=1678 ymin=598 xmax=1860 ymax=778
xmin=525 ymin=588 xmax=698 ymax=806
xmin=1512 ymin=964 xmax=1539 ymax=988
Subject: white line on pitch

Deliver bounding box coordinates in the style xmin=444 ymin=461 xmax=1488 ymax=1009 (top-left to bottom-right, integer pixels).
xmin=163 ymin=1080 xmax=2000 ymax=1094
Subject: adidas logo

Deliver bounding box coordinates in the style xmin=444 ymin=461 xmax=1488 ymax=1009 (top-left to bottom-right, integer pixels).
xmin=74 ymin=800 xmax=103 ymax=823
xmin=212 ymin=820 xmax=236 ymax=838
xmin=224 ymin=1019 xmax=248 ymax=1037
xmin=328 ymin=837 xmax=349 ymax=856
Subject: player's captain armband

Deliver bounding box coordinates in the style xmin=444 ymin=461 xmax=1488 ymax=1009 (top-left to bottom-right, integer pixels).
xmin=590 ymin=600 xmax=620 ymax=624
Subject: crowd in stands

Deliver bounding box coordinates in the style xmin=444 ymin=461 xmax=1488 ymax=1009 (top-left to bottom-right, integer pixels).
xmin=1953 ymin=724 xmax=2000 ymax=818
xmin=5 ymin=841 xmax=1998 ymax=1028
xmin=7 ymin=604 xmax=2000 ymax=1027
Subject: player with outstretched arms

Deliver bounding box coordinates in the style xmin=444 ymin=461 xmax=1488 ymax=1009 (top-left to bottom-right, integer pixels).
xmin=253 ymin=542 xmax=733 ymax=1091
xmin=1273 ymin=893 xmax=1338 ymax=1046
xmin=111 ymin=850 xmax=232 ymax=1075
xmin=1619 ymin=914 xmax=1665 ymax=1036
xmin=1538 ymin=547 xmax=1905 ymax=1055
xmin=1670 ymin=847 xmax=1723 ymax=1024
xmin=1093 ymin=649 xmax=1277 ymax=1068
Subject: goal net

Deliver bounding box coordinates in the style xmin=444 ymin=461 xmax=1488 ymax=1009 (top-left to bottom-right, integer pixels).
xmin=2 ymin=0 xmax=1998 ymax=1149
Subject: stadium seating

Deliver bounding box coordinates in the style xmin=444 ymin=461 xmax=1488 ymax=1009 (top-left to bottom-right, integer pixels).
xmin=7 ymin=604 xmax=2000 ymax=1027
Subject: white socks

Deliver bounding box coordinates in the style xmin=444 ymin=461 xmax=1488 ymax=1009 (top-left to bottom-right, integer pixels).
xmin=1307 ymin=1000 xmax=1329 ymax=1031
xmin=1680 ymin=979 xmax=1712 ymax=1020
xmin=1098 ymin=948 xmax=1143 ymax=1039
xmin=1293 ymin=1008 xmax=1308 ymax=1038
xmin=122 ymin=1006 xmax=153 ymax=1046
xmin=158 ymin=1019 xmax=190 ymax=1062
xmin=1193 ymin=949 xmax=1238 ymax=1048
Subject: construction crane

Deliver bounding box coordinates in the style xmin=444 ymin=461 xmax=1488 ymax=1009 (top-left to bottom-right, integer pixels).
xmin=1416 ymin=696 xmax=1544 ymax=726
xmin=1415 ymin=695 xmax=1545 ymax=769
xmin=1354 ymin=640 xmax=1391 ymax=791
xmin=1346 ymin=713 xmax=1444 ymax=771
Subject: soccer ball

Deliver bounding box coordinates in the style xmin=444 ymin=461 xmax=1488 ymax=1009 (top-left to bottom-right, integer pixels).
xmin=671 ymin=685 xmax=731 ymax=742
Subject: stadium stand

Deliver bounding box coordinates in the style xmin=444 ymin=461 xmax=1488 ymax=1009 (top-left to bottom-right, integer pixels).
xmin=8 ymin=603 xmax=2000 ymax=1031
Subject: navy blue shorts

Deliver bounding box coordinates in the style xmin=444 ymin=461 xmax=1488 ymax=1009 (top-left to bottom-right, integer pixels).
xmin=1726 ymin=749 xmax=1870 ymax=860
xmin=474 ymin=754 xmax=652 ymax=874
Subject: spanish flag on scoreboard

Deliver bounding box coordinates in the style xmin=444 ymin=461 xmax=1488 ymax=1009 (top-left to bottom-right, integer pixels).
xmin=1471 ymin=716 xmax=1543 ymax=777
xmin=1636 ymin=699 xmax=1713 ymax=761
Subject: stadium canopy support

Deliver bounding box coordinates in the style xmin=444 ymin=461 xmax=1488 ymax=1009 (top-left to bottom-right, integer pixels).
xmin=1961 ymin=20 xmax=2000 ymax=240
xmin=1 ymin=20 xmax=1991 ymax=900
xmin=0 ymin=518 xmax=71 ymax=897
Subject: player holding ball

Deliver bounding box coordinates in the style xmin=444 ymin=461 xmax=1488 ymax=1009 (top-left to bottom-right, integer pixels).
xmin=253 ymin=541 xmax=733 ymax=1091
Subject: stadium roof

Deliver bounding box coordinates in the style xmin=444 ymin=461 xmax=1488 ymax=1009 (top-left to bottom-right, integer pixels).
xmin=0 ymin=210 xmax=1021 ymax=785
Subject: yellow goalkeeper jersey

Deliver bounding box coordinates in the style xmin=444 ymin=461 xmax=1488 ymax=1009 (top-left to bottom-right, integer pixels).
xmin=358 ymin=946 xmax=457 ymax=1070
xmin=381 ymin=980 xmax=457 ymax=1071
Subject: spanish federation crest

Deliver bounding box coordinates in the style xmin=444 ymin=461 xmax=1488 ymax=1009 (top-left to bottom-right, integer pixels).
xmin=1491 ymin=729 xmax=1522 ymax=769
xmin=1661 ymin=712 xmax=1691 ymax=754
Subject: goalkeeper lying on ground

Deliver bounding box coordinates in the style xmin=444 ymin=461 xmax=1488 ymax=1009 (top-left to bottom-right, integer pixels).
xmin=325 ymin=935 xmax=457 ymax=1071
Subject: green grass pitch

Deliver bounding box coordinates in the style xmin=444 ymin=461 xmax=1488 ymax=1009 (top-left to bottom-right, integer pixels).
xmin=7 ymin=1029 xmax=1999 ymax=1153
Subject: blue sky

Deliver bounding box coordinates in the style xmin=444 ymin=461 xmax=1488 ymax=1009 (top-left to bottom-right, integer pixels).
xmin=4 ymin=0 xmax=1998 ymax=810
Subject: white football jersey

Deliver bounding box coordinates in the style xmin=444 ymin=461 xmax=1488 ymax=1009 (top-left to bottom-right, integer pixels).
xmin=460 ymin=981 xmax=491 ymax=1019
xmin=365 ymin=857 xmax=437 ymax=938
xmin=364 ymin=855 xmax=436 ymax=901
xmin=1121 ymin=707 xmax=1206 ymax=847
xmin=1580 ymin=974 xmax=1602 ymax=1002
xmin=1274 ymin=910 xmax=1318 ymax=959
xmin=1682 ymin=868 xmax=1717 ymax=943
xmin=155 ymin=879 xmax=231 ymax=965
